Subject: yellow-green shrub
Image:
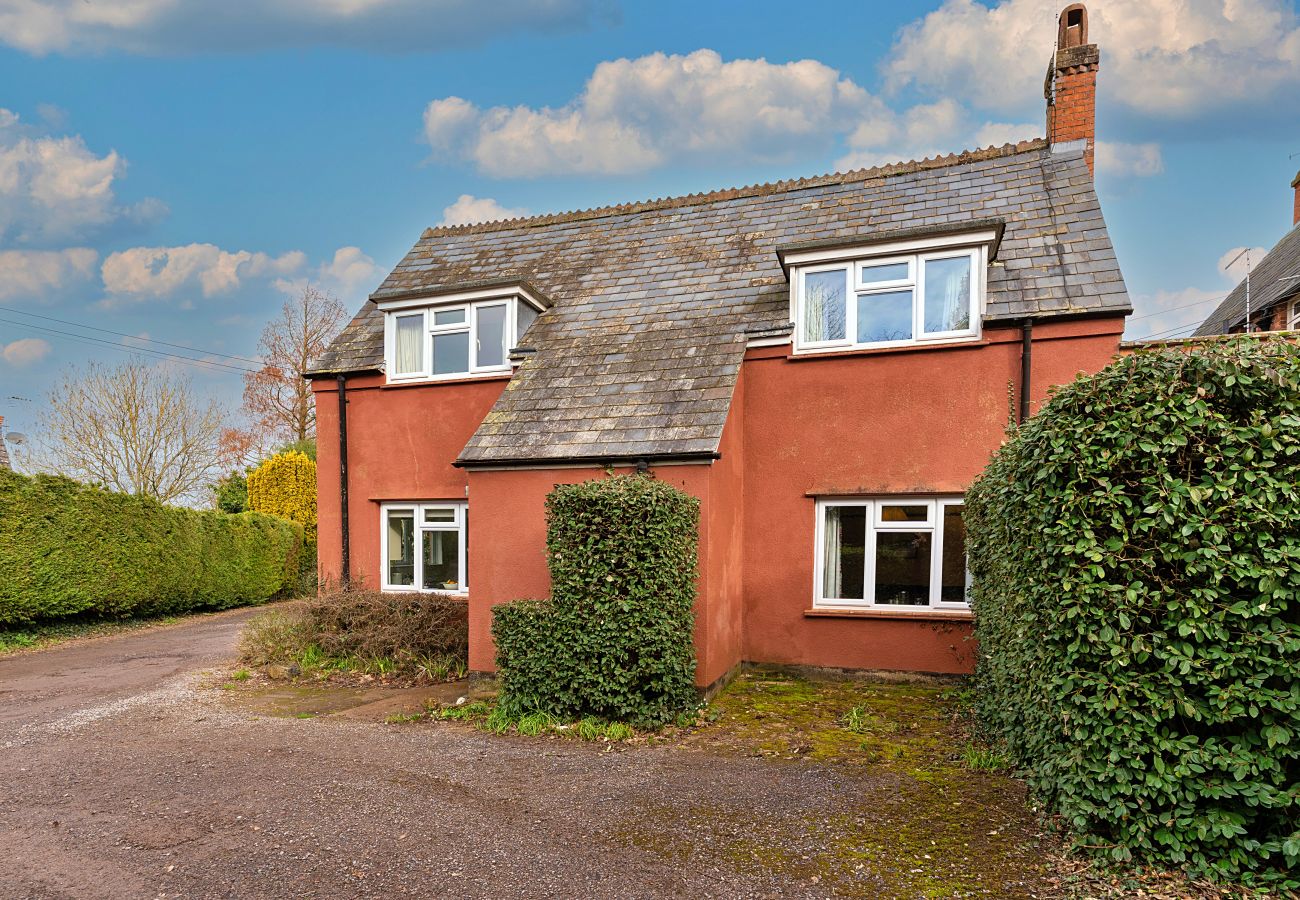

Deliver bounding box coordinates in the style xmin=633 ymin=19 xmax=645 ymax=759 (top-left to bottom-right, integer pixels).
xmin=247 ymin=451 xmax=316 ymax=530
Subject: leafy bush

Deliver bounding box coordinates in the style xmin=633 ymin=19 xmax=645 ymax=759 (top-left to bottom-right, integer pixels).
xmin=238 ymin=588 xmax=468 ymax=681
xmin=213 ymin=471 xmax=248 ymax=513
xmin=966 ymin=339 xmax=1300 ymax=885
xmin=0 ymin=470 xmax=302 ymax=626
xmin=492 ymin=473 xmax=700 ymax=727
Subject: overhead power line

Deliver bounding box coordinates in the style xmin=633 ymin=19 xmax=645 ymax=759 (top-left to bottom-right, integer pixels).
xmin=0 ymin=316 xmax=260 ymax=375
xmin=0 ymin=303 xmax=264 ymax=365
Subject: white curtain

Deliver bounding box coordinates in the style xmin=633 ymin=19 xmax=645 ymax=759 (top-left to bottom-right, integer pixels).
xmin=822 ymin=506 xmax=842 ymax=599
xmin=395 ymin=315 xmax=423 ymax=373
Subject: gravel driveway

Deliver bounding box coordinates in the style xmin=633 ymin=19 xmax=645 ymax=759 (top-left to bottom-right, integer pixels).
xmin=1 ymin=611 xmax=1057 ymax=899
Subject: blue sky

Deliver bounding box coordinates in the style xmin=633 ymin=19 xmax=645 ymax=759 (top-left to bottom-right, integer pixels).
xmin=1 ymin=0 xmax=1298 ymax=439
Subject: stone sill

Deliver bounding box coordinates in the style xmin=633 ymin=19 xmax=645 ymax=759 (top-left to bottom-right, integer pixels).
xmin=804 ymin=608 xmax=973 ymax=623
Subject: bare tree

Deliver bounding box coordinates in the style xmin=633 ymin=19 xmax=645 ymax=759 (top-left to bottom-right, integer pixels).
xmin=37 ymin=361 xmax=230 ymax=505
xmin=242 ymin=285 xmax=347 ymax=443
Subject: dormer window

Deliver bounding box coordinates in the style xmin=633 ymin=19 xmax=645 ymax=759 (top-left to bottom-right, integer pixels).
xmin=779 ymin=225 xmax=997 ymax=355
xmin=379 ymin=283 xmax=547 ymax=383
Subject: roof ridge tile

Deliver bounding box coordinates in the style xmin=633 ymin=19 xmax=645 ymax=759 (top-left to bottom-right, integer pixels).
xmin=420 ymin=140 xmax=1048 ymax=239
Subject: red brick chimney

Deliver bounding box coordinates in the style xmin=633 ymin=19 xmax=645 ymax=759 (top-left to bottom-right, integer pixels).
xmin=1292 ymin=170 xmax=1299 ymax=227
xmin=1045 ymin=3 xmax=1099 ymax=175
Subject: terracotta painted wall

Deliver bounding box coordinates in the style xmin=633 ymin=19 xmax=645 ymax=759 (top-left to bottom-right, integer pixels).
xmin=463 ymin=464 xmax=730 ymax=684
xmin=738 ymin=316 xmax=1126 ymax=674
xmin=312 ymin=373 xmax=507 ymax=588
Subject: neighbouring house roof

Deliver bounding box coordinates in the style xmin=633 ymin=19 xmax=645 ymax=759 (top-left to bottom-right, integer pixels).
xmin=311 ymin=139 xmax=1130 ymax=465
xmin=1194 ymin=224 xmax=1300 ymax=336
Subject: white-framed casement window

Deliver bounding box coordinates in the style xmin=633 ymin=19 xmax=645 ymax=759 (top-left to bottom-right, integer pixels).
xmin=380 ymin=502 xmax=468 ymax=594
xmin=794 ymin=247 xmax=985 ymax=353
xmin=1289 ymin=298 xmax=1300 ymax=331
xmin=384 ymin=293 xmax=543 ymax=383
xmin=814 ymin=497 xmax=970 ymax=611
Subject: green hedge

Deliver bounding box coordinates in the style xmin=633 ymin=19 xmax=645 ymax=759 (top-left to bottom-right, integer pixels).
xmin=493 ymin=473 xmax=699 ymax=727
xmin=965 ymin=339 xmax=1300 ymax=886
xmin=0 ymin=470 xmax=303 ymax=626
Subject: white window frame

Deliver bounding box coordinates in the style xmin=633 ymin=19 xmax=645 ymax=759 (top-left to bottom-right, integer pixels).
xmin=382 ymin=293 xmax=544 ymax=384
xmin=379 ymin=502 xmax=468 ymax=594
xmin=792 ymin=246 xmax=986 ymax=355
xmin=1289 ymin=298 xmax=1300 ymax=331
xmin=813 ymin=496 xmax=970 ymax=611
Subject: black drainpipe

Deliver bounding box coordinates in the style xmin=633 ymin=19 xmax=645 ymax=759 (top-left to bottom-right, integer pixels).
xmin=336 ymin=373 xmax=350 ymax=586
xmin=1019 ymin=319 xmax=1033 ymax=424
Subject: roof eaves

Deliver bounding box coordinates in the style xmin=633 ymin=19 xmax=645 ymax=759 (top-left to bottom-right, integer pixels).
xmin=775 ymin=218 xmax=1007 ymax=278
xmin=371 ymin=277 xmax=554 ymax=308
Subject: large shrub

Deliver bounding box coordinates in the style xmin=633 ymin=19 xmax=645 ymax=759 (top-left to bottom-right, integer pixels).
xmin=0 ymin=470 xmax=302 ymax=626
xmin=966 ymin=338 xmax=1300 ymax=885
xmin=248 ymin=450 xmax=317 ymax=592
xmin=493 ymin=473 xmax=699 ymax=727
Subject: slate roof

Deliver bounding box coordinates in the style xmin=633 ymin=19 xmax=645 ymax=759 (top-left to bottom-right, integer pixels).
xmin=311 ymin=139 xmax=1130 ymax=465
xmin=1194 ymin=224 xmax=1300 ymax=335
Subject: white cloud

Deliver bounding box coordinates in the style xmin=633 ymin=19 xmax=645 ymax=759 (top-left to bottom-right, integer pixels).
xmin=424 ymin=49 xmax=883 ymax=177
xmin=274 ymin=246 xmax=383 ymax=301
xmin=2 ymin=337 xmax=52 ymax=367
xmin=1095 ymin=141 xmax=1164 ymax=177
xmin=0 ymin=247 xmax=98 ymax=301
xmin=885 ymin=0 xmax=1300 ymax=120
xmin=438 ymin=194 xmax=529 ymax=227
xmin=101 ymin=243 xmax=305 ymax=304
xmin=0 ymin=0 xmax=606 ymax=55
xmin=0 ymin=108 xmax=164 ymax=246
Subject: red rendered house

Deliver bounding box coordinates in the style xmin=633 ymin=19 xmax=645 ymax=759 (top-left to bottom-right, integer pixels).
xmin=308 ymin=4 xmax=1130 ymax=686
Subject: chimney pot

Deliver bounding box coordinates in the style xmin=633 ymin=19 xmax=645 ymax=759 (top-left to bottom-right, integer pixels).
xmin=1046 ymin=3 xmax=1099 ymax=175
xmin=1292 ymin=170 xmax=1299 ymax=228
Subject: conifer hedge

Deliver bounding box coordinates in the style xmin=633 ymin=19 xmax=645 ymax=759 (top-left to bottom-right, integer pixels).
xmin=966 ymin=339 xmax=1300 ymax=886
xmin=492 ymin=473 xmax=699 ymax=727
xmin=0 ymin=470 xmax=303 ymax=626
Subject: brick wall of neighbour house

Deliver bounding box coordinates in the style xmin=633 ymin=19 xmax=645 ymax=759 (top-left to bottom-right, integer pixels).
xmin=737 ymin=315 xmax=1127 ymax=675
xmin=313 ymin=314 xmax=1126 ymax=683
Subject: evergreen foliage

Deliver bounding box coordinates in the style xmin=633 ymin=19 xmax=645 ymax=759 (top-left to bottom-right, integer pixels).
xmin=966 ymin=339 xmax=1300 ymax=886
xmin=492 ymin=473 xmax=700 ymax=727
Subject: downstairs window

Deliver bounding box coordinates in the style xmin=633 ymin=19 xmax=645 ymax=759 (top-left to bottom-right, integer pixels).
xmin=381 ymin=502 xmax=468 ymax=593
xmin=814 ymin=497 xmax=969 ymax=610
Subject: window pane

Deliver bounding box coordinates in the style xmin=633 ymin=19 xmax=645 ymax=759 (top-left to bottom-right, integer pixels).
xmin=822 ymin=505 xmax=866 ymax=600
xmin=386 ymin=511 xmax=415 ymax=586
xmin=476 ymin=304 xmax=507 ymax=368
xmin=880 ymin=504 xmax=929 ymax=523
xmin=857 ymin=290 xmax=914 ymax=343
xmin=394 ymin=315 xmax=423 ymax=374
xmin=434 ymin=308 xmax=466 ymax=326
xmin=517 ymin=303 xmax=539 ymax=339
xmin=941 ymin=505 xmax=968 ymax=603
xmin=424 ymin=507 xmax=455 ymax=523
xmin=422 ymin=530 xmax=461 ymax=590
xmin=860 ymin=262 xmax=909 ymax=285
xmin=432 ymin=331 xmax=470 ymax=375
xmin=803 ymin=269 xmax=847 ymax=343
xmin=924 ymin=256 xmax=973 ymax=333
xmin=874 ymin=531 xmax=932 ymax=606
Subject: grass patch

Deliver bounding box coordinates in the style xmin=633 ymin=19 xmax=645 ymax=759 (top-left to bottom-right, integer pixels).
xmin=0 ymin=612 xmax=187 ymax=656
xmin=426 ymin=699 xmax=639 ymax=742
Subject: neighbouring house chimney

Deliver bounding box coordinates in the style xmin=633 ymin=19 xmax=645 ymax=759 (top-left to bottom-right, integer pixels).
xmin=1292 ymin=170 xmax=1299 ymax=227
xmin=1045 ymin=3 xmax=1099 ymax=175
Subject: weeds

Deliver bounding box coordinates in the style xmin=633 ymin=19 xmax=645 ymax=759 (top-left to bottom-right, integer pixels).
xmin=841 ymin=704 xmax=898 ymax=736
xmin=962 ymin=743 xmax=1010 ymax=771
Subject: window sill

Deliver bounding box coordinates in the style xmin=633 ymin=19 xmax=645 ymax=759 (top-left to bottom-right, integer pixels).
xmin=804 ymin=607 xmax=972 ymax=622
xmin=788 ymin=338 xmax=986 ymax=361
xmin=381 ymin=372 xmax=512 ymax=389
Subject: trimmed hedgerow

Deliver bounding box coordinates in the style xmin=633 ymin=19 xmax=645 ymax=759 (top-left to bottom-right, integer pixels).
xmin=492 ymin=473 xmax=699 ymax=727
xmin=0 ymin=469 xmax=302 ymax=626
xmin=966 ymin=338 xmax=1300 ymax=886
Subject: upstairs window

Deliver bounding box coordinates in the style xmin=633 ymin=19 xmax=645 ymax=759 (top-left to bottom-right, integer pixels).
xmin=796 ymin=247 xmax=984 ymax=353
xmin=385 ymin=295 xmax=542 ymax=382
